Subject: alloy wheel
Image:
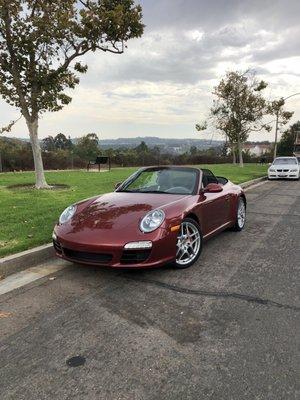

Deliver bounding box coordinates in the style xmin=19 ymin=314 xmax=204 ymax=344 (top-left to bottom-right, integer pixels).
xmin=176 ymin=221 xmax=201 ymax=266
xmin=237 ymin=200 xmax=246 ymax=229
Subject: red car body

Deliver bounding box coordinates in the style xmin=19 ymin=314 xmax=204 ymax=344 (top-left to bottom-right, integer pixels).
xmin=53 ymin=167 xmax=246 ymax=268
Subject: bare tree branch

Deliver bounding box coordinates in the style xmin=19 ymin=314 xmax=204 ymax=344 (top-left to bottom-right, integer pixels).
xmin=0 ymin=114 xmax=22 ymax=134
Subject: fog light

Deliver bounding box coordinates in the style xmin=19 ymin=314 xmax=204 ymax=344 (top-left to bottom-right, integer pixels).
xmin=52 ymin=231 xmax=57 ymax=241
xmin=124 ymin=241 xmax=152 ymax=249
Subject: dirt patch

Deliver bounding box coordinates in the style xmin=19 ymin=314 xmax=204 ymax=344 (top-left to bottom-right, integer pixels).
xmin=0 ymin=239 xmax=18 ymax=249
xmin=7 ymin=183 xmax=70 ymax=191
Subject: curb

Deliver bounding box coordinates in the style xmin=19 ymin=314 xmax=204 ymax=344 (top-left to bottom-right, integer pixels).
xmin=0 ymin=243 xmax=54 ymax=278
xmin=240 ymin=176 xmax=267 ymax=189
xmin=0 ymin=175 xmax=267 ymax=279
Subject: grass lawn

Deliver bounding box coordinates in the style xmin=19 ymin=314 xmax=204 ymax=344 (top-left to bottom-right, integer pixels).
xmin=0 ymin=164 xmax=267 ymax=257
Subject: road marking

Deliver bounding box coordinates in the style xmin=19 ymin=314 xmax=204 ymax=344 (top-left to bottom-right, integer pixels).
xmin=0 ymin=262 xmax=66 ymax=296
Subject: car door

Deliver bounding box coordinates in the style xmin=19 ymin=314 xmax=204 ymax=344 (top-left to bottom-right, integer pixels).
xmin=199 ymin=169 xmax=231 ymax=234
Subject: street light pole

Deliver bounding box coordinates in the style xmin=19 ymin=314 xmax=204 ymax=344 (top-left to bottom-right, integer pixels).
xmin=273 ymin=92 xmax=300 ymax=159
xmin=273 ymin=109 xmax=280 ymax=159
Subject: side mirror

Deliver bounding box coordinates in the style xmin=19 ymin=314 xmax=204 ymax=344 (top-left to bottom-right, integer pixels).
xmin=115 ymin=182 xmax=122 ymax=190
xmin=204 ymin=183 xmax=223 ymax=193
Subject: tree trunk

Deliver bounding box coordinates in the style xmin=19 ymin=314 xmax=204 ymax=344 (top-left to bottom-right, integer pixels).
xmin=237 ymin=137 xmax=244 ymax=167
xmin=231 ymin=143 xmax=236 ymax=164
xmin=26 ymin=118 xmax=50 ymax=189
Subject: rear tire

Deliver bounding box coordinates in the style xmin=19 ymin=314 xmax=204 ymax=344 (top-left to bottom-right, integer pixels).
xmin=173 ymin=218 xmax=203 ymax=269
xmin=233 ymin=197 xmax=246 ymax=231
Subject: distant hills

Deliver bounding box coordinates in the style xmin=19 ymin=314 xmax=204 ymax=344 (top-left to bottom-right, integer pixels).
xmin=3 ymin=135 xmax=224 ymax=155
xmin=3 ymin=136 xmax=274 ymax=156
xmin=100 ymin=136 xmax=223 ymax=154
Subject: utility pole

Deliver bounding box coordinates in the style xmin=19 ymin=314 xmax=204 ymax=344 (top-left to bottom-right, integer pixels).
xmin=0 ymin=152 xmax=2 ymax=173
xmin=273 ymin=92 xmax=300 ymax=159
xmin=273 ymin=109 xmax=280 ymax=159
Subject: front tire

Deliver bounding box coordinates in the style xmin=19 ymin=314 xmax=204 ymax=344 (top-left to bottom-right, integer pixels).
xmin=173 ymin=218 xmax=203 ymax=269
xmin=233 ymin=197 xmax=246 ymax=231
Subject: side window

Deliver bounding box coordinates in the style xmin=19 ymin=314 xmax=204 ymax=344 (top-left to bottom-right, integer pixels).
xmin=202 ymin=169 xmax=218 ymax=187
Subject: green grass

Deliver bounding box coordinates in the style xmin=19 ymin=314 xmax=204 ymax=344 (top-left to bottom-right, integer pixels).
xmin=0 ymin=164 xmax=267 ymax=257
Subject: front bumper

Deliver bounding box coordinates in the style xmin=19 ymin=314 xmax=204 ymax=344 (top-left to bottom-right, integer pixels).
xmin=53 ymin=228 xmax=178 ymax=269
xmin=268 ymin=171 xmax=299 ymax=179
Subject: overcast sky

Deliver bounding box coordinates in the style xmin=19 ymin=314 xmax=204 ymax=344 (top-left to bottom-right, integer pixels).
xmin=1 ymin=0 xmax=300 ymax=141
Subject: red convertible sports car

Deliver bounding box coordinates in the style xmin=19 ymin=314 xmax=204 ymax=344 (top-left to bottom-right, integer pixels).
xmin=53 ymin=166 xmax=246 ymax=269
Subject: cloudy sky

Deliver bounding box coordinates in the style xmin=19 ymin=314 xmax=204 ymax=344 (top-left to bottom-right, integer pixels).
xmin=1 ymin=0 xmax=300 ymax=141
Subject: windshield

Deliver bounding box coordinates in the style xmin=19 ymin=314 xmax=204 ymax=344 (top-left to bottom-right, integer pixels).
xmin=273 ymin=158 xmax=297 ymax=165
xmin=118 ymin=168 xmax=199 ymax=195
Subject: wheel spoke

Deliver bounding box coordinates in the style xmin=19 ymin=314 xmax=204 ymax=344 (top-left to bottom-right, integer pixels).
xmin=178 ymin=249 xmax=188 ymax=261
xmin=176 ymin=246 xmax=182 ymax=257
xmin=189 ymin=232 xmax=198 ymax=238
xmin=190 ymin=235 xmax=200 ymax=245
xmin=187 ymin=246 xmax=194 ymax=256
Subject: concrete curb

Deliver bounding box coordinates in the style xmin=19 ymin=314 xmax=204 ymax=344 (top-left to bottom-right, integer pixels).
xmin=0 ymin=244 xmax=54 ymax=278
xmin=240 ymin=176 xmax=267 ymax=189
xmin=0 ymin=175 xmax=267 ymax=279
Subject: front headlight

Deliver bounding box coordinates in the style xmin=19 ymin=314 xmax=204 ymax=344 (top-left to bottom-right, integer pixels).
xmin=59 ymin=205 xmax=76 ymax=224
xmin=290 ymin=169 xmax=298 ymax=172
xmin=140 ymin=209 xmax=165 ymax=233
xmin=269 ymin=168 xmax=275 ymax=172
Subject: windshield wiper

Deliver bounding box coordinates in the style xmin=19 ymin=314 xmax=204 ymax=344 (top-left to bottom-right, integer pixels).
xmin=138 ymin=190 xmax=167 ymax=194
xmin=119 ymin=189 xmax=168 ymax=194
xmin=118 ymin=189 xmax=139 ymax=193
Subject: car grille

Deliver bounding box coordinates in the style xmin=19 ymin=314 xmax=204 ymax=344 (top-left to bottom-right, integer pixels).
xmin=53 ymin=240 xmax=62 ymax=255
xmin=53 ymin=241 xmax=151 ymax=265
xmin=120 ymin=250 xmax=151 ymax=264
xmin=276 ymin=169 xmax=289 ymax=172
xmin=63 ymin=248 xmax=113 ymax=264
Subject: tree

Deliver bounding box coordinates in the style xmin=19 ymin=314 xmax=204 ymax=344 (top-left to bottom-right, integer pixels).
xmin=210 ymin=70 xmax=270 ymax=166
xmin=220 ymin=140 xmax=229 ymax=158
xmin=135 ymin=141 xmax=148 ymax=153
xmin=42 ymin=135 xmax=56 ymax=152
xmin=190 ymin=145 xmax=198 ymax=156
xmin=277 ymin=121 xmax=300 ymax=156
xmin=54 ymin=133 xmax=73 ymax=150
xmin=267 ymin=98 xmax=294 ymax=158
xmin=0 ymin=0 xmax=144 ymax=188
xmin=74 ymin=133 xmax=99 ymax=161
xmin=135 ymin=141 xmax=148 ymax=165
xmin=152 ymin=145 xmax=161 ymax=165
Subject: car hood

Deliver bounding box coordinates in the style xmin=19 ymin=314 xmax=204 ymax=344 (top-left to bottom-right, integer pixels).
xmin=65 ymin=191 xmax=188 ymax=234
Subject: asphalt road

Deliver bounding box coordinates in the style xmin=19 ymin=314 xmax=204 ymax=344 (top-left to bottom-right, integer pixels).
xmin=0 ymin=180 xmax=299 ymax=400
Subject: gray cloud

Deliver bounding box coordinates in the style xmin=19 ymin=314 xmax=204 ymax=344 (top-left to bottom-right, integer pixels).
xmin=79 ymin=0 xmax=300 ymax=87
xmin=251 ymin=26 xmax=300 ymax=63
xmin=84 ymin=24 xmax=268 ymax=85
xmin=2 ymin=0 xmax=300 ymax=140
xmin=140 ymin=0 xmax=300 ymax=31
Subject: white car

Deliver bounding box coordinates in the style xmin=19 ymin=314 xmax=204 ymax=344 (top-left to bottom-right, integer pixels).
xmin=268 ymin=157 xmax=300 ymax=180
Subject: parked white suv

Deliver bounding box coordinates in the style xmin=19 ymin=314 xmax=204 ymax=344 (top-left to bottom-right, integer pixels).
xmin=268 ymin=157 xmax=300 ymax=180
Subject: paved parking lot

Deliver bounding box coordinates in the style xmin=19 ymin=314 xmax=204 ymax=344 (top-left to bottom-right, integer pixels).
xmin=0 ymin=180 xmax=299 ymax=399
